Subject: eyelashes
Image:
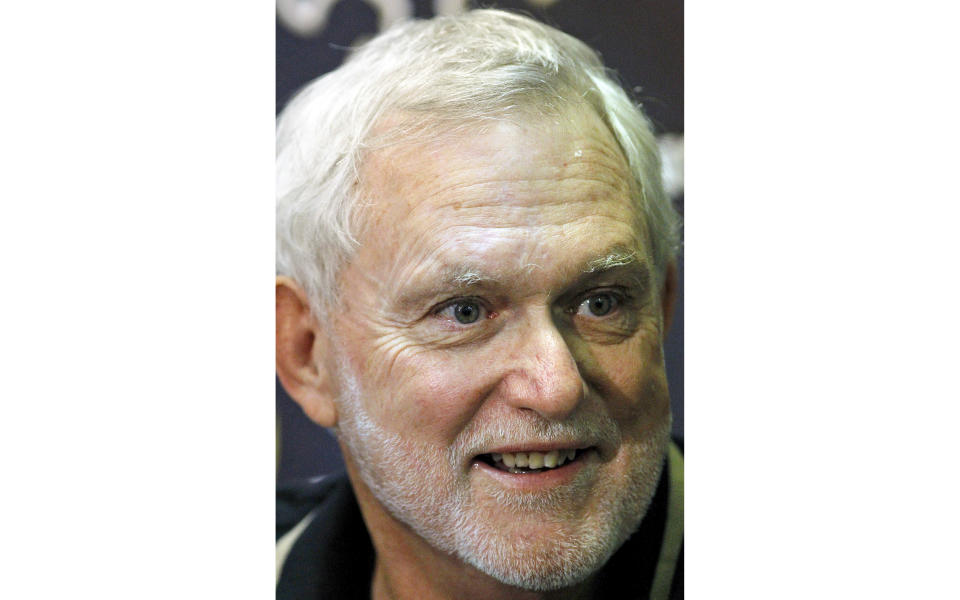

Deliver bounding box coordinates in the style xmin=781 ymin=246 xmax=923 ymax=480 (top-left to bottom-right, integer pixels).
xmin=431 ymin=288 xmax=634 ymax=328
xmin=434 ymin=298 xmax=490 ymax=325
xmin=572 ymin=291 xmax=622 ymax=318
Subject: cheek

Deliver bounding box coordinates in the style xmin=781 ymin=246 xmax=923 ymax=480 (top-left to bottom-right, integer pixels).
xmin=365 ymin=346 xmax=499 ymax=442
xmin=590 ymin=338 xmax=671 ymax=425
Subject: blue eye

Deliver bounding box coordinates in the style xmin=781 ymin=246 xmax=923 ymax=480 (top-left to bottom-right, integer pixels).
xmin=453 ymin=301 xmax=482 ymax=324
xmin=577 ymin=293 xmax=619 ymax=317
xmin=437 ymin=299 xmax=486 ymax=324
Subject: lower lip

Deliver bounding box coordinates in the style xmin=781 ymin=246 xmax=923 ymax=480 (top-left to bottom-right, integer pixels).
xmin=472 ymin=449 xmax=596 ymax=491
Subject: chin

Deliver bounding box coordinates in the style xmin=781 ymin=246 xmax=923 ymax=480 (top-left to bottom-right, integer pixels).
xmin=453 ymin=448 xmax=666 ymax=591
xmin=455 ymin=520 xmax=629 ymax=591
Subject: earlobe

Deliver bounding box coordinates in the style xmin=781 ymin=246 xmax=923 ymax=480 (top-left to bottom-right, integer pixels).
xmin=660 ymin=261 xmax=679 ymax=336
xmin=276 ymin=276 xmax=338 ymax=427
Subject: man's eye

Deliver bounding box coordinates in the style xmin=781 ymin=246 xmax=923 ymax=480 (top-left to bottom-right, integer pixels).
xmin=438 ymin=300 xmax=486 ymax=324
xmin=576 ymin=293 xmax=620 ymax=317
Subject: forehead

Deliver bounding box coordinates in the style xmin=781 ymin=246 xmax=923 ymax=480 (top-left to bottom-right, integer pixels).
xmin=362 ymin=107 xmax=633 ymax=211
xmin=351 ymin=106 xmax=645 ymax=286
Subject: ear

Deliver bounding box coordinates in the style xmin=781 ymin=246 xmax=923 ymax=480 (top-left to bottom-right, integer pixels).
xmin=276 ymin=276 xmax=338 ymax=427
xmin=660 ymin=261 xmax=679 ymax=336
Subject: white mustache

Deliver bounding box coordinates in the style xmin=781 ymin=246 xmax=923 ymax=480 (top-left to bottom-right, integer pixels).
xmin=450 ymin=411 xmax=620 ymax=461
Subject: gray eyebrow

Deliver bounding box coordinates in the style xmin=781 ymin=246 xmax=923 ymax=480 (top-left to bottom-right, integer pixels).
xmin=450 ymin=269 xmax=488 ymax=287
xmin=581 ymin=249 xmax=652 ymax=292
xmin=583 ymin=249 xmax=639 ymax=273
xmin=394 ymin=264 xmax=495 ymax=310
xmin=446 ymin=248 xmax=647 ymax=285
xmin=444 ymin=250 xmax=641 ymax=287
xmin=398 ymin=246 xmax=650 ymax=310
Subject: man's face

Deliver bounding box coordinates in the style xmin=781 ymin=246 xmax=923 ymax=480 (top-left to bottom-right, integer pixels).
xmin=327 ymin=106 xmax=672 ymax=590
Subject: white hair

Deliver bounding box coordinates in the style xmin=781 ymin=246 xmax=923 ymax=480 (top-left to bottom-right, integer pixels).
xmin=276 ymin=9 xmax=681 ymax=318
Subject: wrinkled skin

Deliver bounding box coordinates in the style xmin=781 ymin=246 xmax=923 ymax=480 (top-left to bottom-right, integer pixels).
xmin=280 ymin=105 xmax=674 ymax=600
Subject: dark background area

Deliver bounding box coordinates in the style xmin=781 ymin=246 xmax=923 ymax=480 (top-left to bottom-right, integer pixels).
xmin=276 ymin=0 xmax=683 ymax=483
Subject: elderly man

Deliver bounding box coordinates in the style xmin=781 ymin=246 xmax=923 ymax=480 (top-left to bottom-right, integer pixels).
xmin=275 ymin=9 xmax=682 ymax=599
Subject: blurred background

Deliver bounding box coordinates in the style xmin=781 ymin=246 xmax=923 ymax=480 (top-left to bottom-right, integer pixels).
xmin=276 ymin=0 xmax=683 ymax=484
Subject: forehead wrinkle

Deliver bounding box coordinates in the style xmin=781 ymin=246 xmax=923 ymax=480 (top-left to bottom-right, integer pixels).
xmin=364 ymin=128 xmax=632 ymax=217
xmin=408 ymin=165 xmax=632 ymax=217
xmin=385 ymin=210 xmax=644 ymax=276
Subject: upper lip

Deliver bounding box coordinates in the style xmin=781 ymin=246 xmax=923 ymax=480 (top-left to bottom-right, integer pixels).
xmin=477 ymin=442 xmax=593 ymax=455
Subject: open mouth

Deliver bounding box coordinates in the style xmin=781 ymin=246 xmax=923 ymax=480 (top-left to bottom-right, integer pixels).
xmin=476 ymin=448 xmax=585 ymax=474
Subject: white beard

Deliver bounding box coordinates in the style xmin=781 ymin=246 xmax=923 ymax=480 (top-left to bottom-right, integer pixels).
xmin=332 ymin=357 xmax=669 ymax=591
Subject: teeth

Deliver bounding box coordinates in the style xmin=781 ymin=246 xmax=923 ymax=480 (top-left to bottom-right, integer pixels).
xmin=489 ymin=448 xmax=580 ymax=472
xmin=543 ymin=450 xmax=558 ymax=468
xmin=528 ymin=452 xmax=544 ymax=469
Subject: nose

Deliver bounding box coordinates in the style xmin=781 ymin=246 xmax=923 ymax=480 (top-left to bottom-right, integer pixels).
xmin=497 ymin=314 xmax=585 ymax=421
